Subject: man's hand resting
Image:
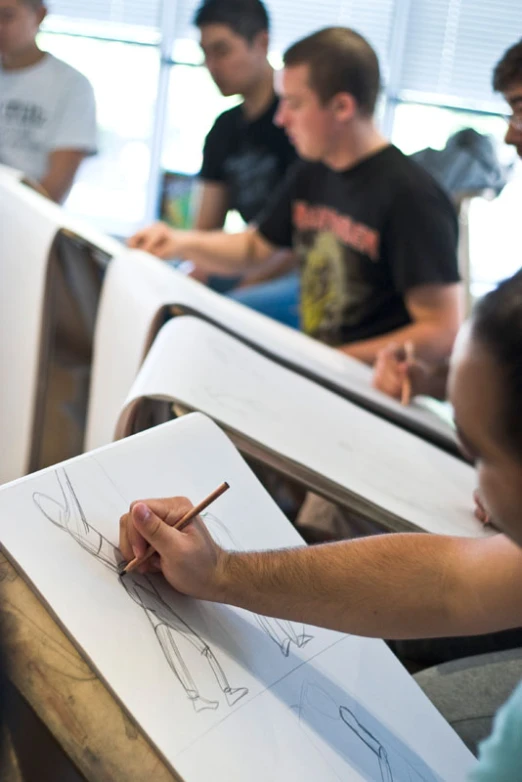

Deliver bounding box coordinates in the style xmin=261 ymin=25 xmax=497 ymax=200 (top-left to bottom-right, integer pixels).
xmin=128 ymin=222 xmax=185 ymax=260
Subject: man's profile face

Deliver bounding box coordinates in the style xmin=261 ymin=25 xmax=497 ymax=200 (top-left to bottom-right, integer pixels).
xmin=449 ymin=325 xmax=522 ymax=546
xmin=275 ymin=64 xmax=337 ymax=162
xmin=199 ymin=23 xmax=268 ymax=97
xmin=502 ymin=84 xmax=522 ymax=159
xmin=0 ymin=0 xmax=45 ymax=58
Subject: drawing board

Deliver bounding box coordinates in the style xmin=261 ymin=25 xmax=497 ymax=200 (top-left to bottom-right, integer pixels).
xmin=117 ymin=316 xmax=487 ymax=537
xmin=85 ymin=250 xmax=457 ymax=455
xmin=0 ymin=176 xmax=122 ymax=482
xmin=0 ymin=412 xmax=475 ymax=780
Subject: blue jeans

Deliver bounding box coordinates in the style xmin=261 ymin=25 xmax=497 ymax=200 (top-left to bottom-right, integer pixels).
xmin=227 ymin=270 xmax=300 ymax=330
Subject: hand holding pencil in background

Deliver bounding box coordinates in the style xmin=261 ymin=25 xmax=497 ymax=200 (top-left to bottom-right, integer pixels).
xmin=372 ymin=342 xmax=450 ymax=405
xmin=372 ymin=341 xmax=422 ymax=405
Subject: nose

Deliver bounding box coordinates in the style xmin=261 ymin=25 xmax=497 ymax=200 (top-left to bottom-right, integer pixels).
xmin=504 ymin=123 xmax=521 ymax=148
xmin=274 ymin=103 xmax=287 ymax=128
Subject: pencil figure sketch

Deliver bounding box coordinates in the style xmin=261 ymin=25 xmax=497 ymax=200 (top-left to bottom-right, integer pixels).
xmin=296 ymin=682 xmax=439 ymax=782
xmin=203 ymin=512 xmax=313 ymax=657
xmin=32 ymin=468 xmax=249 ymax=713
xmin=338 ymin=706 xmax=393 ymax=782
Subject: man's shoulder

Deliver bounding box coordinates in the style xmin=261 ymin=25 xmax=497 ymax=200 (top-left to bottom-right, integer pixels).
xmin=209 ymin=103 xmax=243 ymax=131
xmin=42 ymin=54 xmax=93 ymax=90
xmin=382 ymin=145 xmax=452 ymax=201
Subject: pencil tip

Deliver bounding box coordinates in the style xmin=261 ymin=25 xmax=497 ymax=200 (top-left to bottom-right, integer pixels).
xmin=117 ymin=562 xmax=128 ymax=576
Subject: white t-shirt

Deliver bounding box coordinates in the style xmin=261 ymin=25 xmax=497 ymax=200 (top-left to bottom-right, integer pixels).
xmin=0 ymin=53 xmax=97 ymax=182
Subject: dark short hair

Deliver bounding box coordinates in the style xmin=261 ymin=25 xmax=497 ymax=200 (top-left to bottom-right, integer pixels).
xmin=193 ymin=0 xmax=269 ymax=42
xmin=472 ymin=269 xmax=522 ymax=459
xmin=493 ymin=39 xmax=522 ymax=93
xmin=283 ymin=27 xmax=380 ymax=115
xmin=20 ymin=0 xmax=45 ymax=9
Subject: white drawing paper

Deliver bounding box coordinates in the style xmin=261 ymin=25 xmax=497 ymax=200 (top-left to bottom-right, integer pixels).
xmin=85 ymin=250 xmax=456 ymax=453
xmin=0 ymin=414 xmax=475 ymax=780
xmin=118 ymin=316 xmax=488 ymax=538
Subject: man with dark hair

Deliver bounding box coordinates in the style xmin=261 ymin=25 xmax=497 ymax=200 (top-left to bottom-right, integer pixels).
xmin=188 ymin=0 xmax=299 ymax=325
xmin=374 ymin=37 xmax=522 ymax=402
xmin=121 ymin=270 xmax=522 ymax=776
xmin=0 ymin=0 xmax=97 ymax=202
xmin=131 ymin=27 xmax=462 ymax=365
xmin=193 ymin=0 xmax=295 ymax=229
xmin=493 ymin=38 xmax=522 ymax=161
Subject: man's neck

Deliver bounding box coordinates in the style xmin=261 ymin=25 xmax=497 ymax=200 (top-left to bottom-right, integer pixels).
xmin=1 ymin=44 xmax=45 ymax=71
xmin=241 ymin=63 xmax=275 ymax=121
xmin=323 ymin=120 xmax=390 ymax=171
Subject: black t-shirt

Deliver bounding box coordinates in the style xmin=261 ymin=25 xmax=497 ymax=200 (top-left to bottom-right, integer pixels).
xmin=200 ymin=96 xmax=297 ymax=224
xmin=257 ymin=145 xmax=460 ymax=346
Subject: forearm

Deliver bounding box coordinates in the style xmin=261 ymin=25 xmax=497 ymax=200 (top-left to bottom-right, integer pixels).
xmin=40 ymin=150 xmax=85 ymax=203
xmin=39 ymin=172 xmax=72 ymax=203
xmin=216 ymin=534 xmax=479 ymax=640
xmin=342 ymin=321 xmax=457 ymax=366
xmin=238 ymin=250 xmax=298 ymax=287
xmin=177 ymin=229 xmax=271 ymax=275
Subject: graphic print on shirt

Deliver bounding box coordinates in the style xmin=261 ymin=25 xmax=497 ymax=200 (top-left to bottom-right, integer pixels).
xmin=224 ymin=147 xmax=280 ymax=222
xmin=294 ymin=201 xmax=381 ymax=345
xmin=0 ymin=99 xmax=47 ymax=151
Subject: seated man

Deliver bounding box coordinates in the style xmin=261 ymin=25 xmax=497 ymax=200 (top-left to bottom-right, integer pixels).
xmin=189 ymin=0 xmax=300 ymax=327
xmin=373 ymin=37 xmax=522 ymax=400
xmin=130 ymin=27 xmax=462 ymax=366
xmin=0 ymin=0 xmax=97 ymax=202
xmin=121 ymin=269 xmax=522 ymax=776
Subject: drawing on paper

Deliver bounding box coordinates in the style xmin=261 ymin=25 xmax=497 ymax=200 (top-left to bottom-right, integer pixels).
xmin=32 ymin=468 xmax=248 ymax=713
xmin=295 ymin=682 xmax=440 ymax=782
xmin=203 ymin=512 xmax=313 ymax=657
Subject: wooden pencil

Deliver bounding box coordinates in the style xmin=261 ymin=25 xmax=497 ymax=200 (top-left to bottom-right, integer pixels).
xmin=400 ymin=341 xmax=415 ymax=406
xmin=120 ymin=481 xmax=230 ymax=575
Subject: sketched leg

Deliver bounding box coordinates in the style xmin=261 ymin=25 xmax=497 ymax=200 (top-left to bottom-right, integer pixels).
xmin=189 ymin=638 xmax=248 ymax=706
xmin=145 ymin=610 xmax=218 ymax=712
xmin=200 ymin=647 xmax=248 ymax=707
xmin=256 ymin=614 xmax=292 ymax=656
xmin=378 ymin=747 xmax=394 ymax=782
xmin=255 ymin=615 xmax=313 ymax=656
xmin=129 ymin=578 xmax=248 ymax=709
xmin=161 ymin=613 xmax=248 ymax=707
xmin=340 ymin=706 xmax=394 ymax=782
xmin=278 ymin=620 xmax=313 ymax=651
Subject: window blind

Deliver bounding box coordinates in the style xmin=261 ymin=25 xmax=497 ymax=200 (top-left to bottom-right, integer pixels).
xmin=171 ymin=0 xmax=396 ymax=75
xmin=398 ymin=0 xmax=522 ymax=109
xmin=43 ymin=0 xmax=162 ymax=41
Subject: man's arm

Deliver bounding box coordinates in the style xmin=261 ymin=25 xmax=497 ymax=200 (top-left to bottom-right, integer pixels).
xmin=192 ymin=181 xmax=229 ymax=231
xmin=121 ymin=499 xmax=522 ymax=640
xmin=342 ymin=282 xmax=463 ymax=365
xmin=39 ymin=149 xmax=87 ymax=203
xmin=128 ymin=223 xmax=276 ymax=274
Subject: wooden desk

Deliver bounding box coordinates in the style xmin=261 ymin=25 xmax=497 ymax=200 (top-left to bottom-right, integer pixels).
xmin=0 ymin=554 xmax=178 ymax=782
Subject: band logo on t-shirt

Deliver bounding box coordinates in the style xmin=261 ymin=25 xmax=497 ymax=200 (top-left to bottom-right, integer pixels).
xmin=293 ymin=201 xmax=380 ymax=261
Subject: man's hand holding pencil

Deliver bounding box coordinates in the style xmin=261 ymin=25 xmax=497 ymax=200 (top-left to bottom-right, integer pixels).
xmin=372 ymin=342 xmax=450 ymax=404
xmin=118 ymin=487 xmax=230 ymax=602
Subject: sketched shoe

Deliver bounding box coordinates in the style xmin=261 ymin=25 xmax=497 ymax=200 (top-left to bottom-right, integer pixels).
xmin=280 ymin=638 xmax=292 ymax=657
xmin=224 ymin=687 xmax=248 ymax=707
xmin=296 ymin=633 xmax=313 ymax=649
xmin=189 ymin=694 xmax=219 ymax=712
